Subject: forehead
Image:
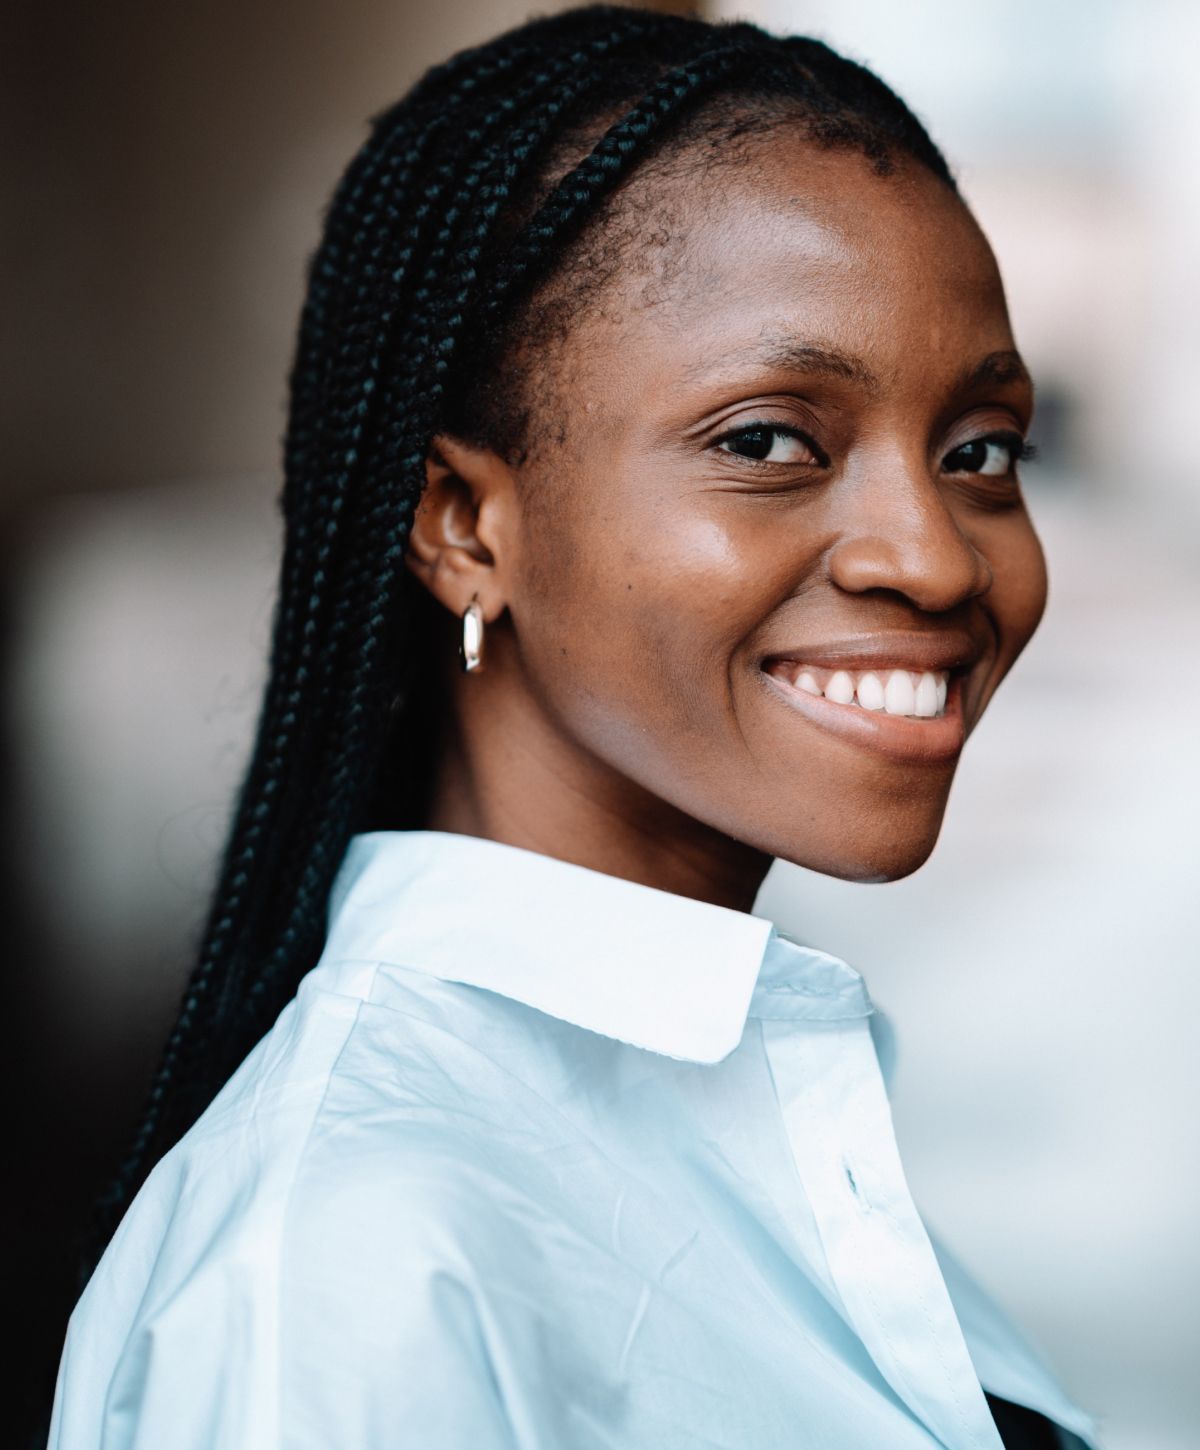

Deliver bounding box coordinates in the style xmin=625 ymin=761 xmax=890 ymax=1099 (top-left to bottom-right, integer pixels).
xmin=596 ymin=134 xmax=1014 ymax=398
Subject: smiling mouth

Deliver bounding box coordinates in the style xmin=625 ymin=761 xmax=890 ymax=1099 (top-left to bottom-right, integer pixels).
xmin=766 ymin=661 xmax=950 ymax=718
xmin=760 ymin=651 xmax=975 ymax=764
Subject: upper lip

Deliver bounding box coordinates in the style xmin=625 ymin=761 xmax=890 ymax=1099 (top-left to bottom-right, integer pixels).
xmin=761 ymin=631 xmax=985 ymax=675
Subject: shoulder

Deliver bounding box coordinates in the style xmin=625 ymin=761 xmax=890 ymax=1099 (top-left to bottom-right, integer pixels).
xmin=51 ymin=980 xmax=370 ymax=1400
xmin=99 ymin=958 xmax=556 ymax=1311
xmin=53 ymin=1151 xmax=524 ymax=1450
xmin=52 ymin=1001 xmax=532 ymax=1450
xmin=282 ymin=1106 xmax=546 ymax=1304
xmin=280 ymin=962 xmax=598 ymax=1303
xmin=275 ymin=1007 xmax=576 ymax=1378
xmin=274 ymin=1121 xmax=544 ymax=1447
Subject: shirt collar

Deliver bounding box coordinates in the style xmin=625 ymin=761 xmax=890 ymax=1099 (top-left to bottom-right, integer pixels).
xmin=323 ymin=829 xmax=872 ymax=1064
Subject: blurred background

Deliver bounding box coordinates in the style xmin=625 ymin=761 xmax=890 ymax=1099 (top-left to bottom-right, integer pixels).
xmin=3 ymin=0 xmax=1196 ymax=1444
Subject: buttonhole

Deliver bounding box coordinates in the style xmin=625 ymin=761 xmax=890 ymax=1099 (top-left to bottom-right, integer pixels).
xmin=844 ymin=1161 xmax=861 ymax=1200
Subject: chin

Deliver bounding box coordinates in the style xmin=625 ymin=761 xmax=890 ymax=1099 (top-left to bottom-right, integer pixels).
xmin=775 ymin=814 xmax=946 ymax=885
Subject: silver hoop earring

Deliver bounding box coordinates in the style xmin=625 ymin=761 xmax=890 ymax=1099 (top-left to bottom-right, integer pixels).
xmin=460 ymin=594 xmax=484 ymax=673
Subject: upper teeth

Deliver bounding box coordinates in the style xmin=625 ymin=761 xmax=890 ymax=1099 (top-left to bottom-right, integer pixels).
xmin=779 ymin=664 xmax=949 ymax=718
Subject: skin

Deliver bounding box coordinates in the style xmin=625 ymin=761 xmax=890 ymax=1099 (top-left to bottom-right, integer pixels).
xmin=404 ymin=132 xmax=1046 ymax=913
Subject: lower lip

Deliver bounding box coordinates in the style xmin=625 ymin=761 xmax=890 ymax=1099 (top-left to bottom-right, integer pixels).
xmin=760 ymin=668 xmax=968 ymax=764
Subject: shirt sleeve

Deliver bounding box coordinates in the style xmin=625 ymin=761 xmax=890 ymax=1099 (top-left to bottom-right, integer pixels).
xmin=48 ymin=1156 xmax=522 ymax=1450
xmin=278 ymin=1149 xmax=523 ymax=1450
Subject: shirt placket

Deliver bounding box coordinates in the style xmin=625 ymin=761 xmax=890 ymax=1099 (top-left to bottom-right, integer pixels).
xmin=754 ymin=947 xmax=1005 ymax=1450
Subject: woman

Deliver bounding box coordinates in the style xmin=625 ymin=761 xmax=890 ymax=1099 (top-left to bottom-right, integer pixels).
xmin=48 ymin=5 xmax=1101 ymax=1447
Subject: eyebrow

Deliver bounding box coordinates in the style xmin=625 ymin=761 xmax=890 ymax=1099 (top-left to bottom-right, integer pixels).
xmin=685 ymin=340 xmax=880 ymax=391
xmin=684 ymin=340 xmax=1034 ymax=399
xmin=957 ymin=349 xmax=1034 ymax=395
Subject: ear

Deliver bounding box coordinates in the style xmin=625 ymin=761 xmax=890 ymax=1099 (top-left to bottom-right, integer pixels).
xmin=404 ymin=432 xmax=517 ymax=621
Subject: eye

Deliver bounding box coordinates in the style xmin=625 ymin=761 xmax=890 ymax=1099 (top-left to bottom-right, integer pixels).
xmin=942 ymin=430 xmax=1037 ymax=477
xmin=715 ymin=423 xmax=829 ymax=467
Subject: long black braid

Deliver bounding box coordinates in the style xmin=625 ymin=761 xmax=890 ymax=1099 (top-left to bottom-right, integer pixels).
xmin=85 ymin=2 xmax=956 ymax=1278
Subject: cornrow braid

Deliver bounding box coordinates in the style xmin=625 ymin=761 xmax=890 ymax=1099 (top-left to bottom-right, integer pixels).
xmin=84 ymin=1 xmax=956 ymax=1280
xmin=215 ymin=24 xmax=688 ymax=1030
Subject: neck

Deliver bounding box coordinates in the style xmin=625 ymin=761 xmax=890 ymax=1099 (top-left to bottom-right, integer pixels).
xmin=419 ymin=655 xmax=771 ymax=915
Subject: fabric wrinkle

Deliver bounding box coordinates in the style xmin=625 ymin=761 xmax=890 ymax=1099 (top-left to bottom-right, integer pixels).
xmin=48 ymin=830 xmax=1100 ymax=1450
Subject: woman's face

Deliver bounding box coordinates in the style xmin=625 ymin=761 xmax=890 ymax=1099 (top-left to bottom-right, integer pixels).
xmin=418 ymin=131 xmax=1046 ymax=890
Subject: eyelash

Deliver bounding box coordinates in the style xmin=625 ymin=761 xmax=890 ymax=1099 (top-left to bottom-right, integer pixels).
xmin=713 ymin=423 xmax=1038 ymax=477
xmin=713 ymin=423 xmax=829 ymax=468
xmin=943 ymin=430 xmax=1039 ymax=477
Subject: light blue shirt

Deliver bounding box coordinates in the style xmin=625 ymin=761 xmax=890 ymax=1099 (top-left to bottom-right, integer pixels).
xmin=50 ymin=829 xmax=1100 ymax=1449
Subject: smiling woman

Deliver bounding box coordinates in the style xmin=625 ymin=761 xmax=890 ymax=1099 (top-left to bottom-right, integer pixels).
xmin=47 ymin=5 xmax=1096 ymax=1448
xmin=411 ymin=141 xmax=1047 ymax=886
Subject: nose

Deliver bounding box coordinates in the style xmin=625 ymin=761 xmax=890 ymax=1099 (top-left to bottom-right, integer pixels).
xmin=826 ymin=465 xmax=993 ymax=612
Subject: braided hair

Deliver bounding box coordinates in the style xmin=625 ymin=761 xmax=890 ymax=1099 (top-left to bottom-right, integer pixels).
xmin=87 ymin=1 xmax=956 ymax=1276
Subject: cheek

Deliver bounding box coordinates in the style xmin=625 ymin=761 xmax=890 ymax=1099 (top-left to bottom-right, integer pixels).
xmin=517 ymin=492 xmax=794 ymax=735
xmin=982 ymin=512 xmax=1049 ymax=664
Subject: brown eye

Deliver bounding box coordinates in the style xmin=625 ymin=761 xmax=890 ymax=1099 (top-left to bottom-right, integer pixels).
xmin=716 ymin=424 xmax=828 ymax=466
xmin=943 ymin=431 xmax=1033 ymax=477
